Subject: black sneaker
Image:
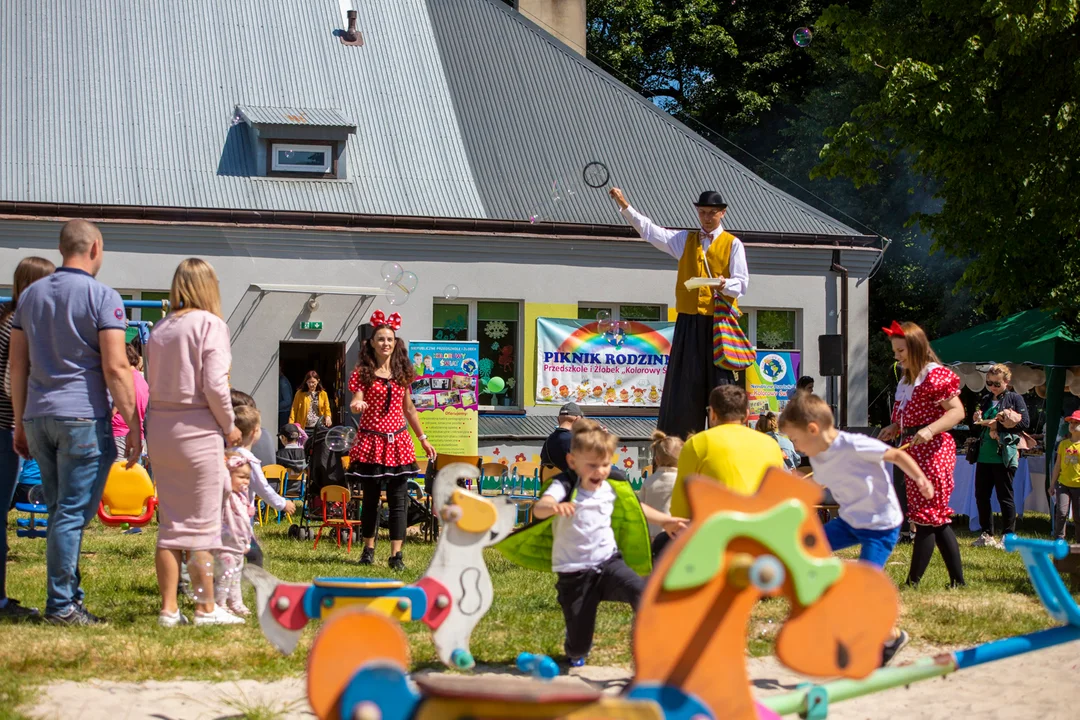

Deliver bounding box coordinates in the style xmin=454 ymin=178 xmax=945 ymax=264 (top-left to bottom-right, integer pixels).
xmin=0 ymin=599 xmax=41 ymax=622
xmin=388 ymin=552 xmax=405 ymax=571
xmin=881 ymin=630 xmax=909 ymax=667
xmin=45 ymin=605 xmax=108 ymax=626
xmin=358 ymin=547 xmax=375 ymax=565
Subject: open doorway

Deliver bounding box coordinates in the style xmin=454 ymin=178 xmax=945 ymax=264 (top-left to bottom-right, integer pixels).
xmin=278 ymin=341 xmax=348 ymax=430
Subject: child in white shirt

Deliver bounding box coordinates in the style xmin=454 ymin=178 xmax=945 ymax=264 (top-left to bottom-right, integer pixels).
xmin=779 ymin=391 xmax=933 ymax=666
xmin=531 ymin=419 xmax=687 ymax=666
xmin=233 ymin=407 xmax=295 ymax=521
xmin=637 ymin=430 xmax=683 ymax=558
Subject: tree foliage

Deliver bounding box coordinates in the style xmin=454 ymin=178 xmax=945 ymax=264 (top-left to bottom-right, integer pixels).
xmin=586 ymin=0 xmax=832 ymax=129
xmin=815 ymin=0 xmax=1080 ymax=322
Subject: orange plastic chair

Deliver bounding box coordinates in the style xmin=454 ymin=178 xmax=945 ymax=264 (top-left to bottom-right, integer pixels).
xmin=314 ymin=485 xmax=360 ymax=553
xmin=97 ymin=462 xmax=157 ymax=526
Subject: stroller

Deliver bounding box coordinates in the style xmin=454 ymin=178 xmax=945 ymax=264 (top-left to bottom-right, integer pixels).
xmin=288 ymin=420 xmax=346 ymax=541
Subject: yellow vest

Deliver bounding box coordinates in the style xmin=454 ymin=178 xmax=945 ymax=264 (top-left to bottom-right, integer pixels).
xmin=675 ymin=230 xmax=738 ymax=316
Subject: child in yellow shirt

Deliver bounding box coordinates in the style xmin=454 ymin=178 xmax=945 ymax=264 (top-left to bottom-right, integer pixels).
xmin=1051 ymin=410 xmax=1080 ymax=541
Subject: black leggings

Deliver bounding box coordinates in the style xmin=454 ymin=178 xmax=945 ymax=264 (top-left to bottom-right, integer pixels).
xmin=907 ymin=523 xmax=965 ymax=587
xmin=975 ymin=462 xmax=1016 ymax=536
xmin=360 ymin=476 xmax=407 ymax=542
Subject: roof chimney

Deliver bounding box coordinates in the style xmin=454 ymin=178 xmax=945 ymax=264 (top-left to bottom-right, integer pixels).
xmin=516 ymin=0 xmax=586 ymax=55
xmin=340 ymin=9 xmax=364 ymax=47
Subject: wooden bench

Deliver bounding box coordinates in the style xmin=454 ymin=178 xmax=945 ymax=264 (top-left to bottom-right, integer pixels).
xmin=1053 ymin=543 xmax=1080 ymax=592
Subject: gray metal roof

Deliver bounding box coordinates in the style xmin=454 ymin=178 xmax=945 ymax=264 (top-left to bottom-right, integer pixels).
xmin=235 ymin=105 xmax=356 ymax=129
xmin=0 ymin=0 xmax=863 ymax=238
xmin=479 ymin=415 xmax=659 ymax=441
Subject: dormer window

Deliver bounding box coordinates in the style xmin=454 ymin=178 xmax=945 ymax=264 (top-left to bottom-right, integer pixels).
xmin=271 ymin=143 xmax=333 ymax=174
xmin=234 ymin=105 xmax=356 ymax=180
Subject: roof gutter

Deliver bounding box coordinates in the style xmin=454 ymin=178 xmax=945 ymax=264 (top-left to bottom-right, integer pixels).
xmin=0 ymin=201 xmax=881 ymax=248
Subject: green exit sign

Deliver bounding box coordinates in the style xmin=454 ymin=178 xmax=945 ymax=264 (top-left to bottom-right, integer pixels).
xmin=299 ymin=321 xmax=323 ymax=331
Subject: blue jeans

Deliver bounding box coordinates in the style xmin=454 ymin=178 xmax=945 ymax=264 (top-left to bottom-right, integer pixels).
xmin=24 ymin=417 xmax=116 ymax=615
xmin=823 ymin=517 xmax=901 ymax=569
xmin=0 ymin=427 xmax=20 ymax=599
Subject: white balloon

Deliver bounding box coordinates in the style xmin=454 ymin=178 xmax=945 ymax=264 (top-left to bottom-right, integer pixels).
xmin=1032 ymin=369 xmax=1046 ymax=385
xmin=1071 ymin=378 xmax=1080 ymax=397
xmin=1012 ymin=379 xmax=1035 ymax=395
xmin=1068 ymin=369 xmax=1077 ymax=386
xmin=963 ymin=371 xmax=985 ymax=393
xmin=956 ymin=363 xmax=976 ymax=374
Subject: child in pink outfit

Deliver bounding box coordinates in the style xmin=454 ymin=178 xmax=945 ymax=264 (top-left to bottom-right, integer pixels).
xmin=216 ymin=452 xmax=254 ymax=616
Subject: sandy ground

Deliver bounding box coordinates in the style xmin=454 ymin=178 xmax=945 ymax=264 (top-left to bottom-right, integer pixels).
xmin=28 ymin=640 xmax=1080 ymax=719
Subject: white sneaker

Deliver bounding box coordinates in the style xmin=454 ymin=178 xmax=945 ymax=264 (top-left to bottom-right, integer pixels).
xmin=194 ymin=605 xmax=245 ymax=626
xmin=973 ymin=533 xmax=994 ymax=547
xmin=158 ymin=610 xmax=189 ymax=628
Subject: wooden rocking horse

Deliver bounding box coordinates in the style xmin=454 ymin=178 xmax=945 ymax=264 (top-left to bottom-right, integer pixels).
xmin=300 ymin=468 xmax=899 ymax=720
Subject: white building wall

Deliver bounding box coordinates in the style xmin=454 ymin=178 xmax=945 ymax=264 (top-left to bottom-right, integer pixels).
xmin=0 ymin=218 xmax=877 ymax=425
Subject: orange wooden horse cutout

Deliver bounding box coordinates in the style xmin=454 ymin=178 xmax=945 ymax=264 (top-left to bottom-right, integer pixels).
xmin=633 ymin=468 xmax=898 ymax=720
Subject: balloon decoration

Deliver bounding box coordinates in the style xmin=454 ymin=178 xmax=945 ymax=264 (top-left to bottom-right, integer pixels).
xmin=484 ymin=376 xmax=506 ymax=394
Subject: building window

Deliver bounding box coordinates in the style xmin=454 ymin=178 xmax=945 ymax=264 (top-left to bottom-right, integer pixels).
xmin=270 ymin=143 xmax=332 ymax=174
xmin=739 ymin=309 xmax=799 ymax=350
xmin=433 ymin=300 xmax=522 ymax=409
xmin=578 ymin=304 xmax=664 ymax=322
xmin=116 ymin=290 xmax=171 ymax=323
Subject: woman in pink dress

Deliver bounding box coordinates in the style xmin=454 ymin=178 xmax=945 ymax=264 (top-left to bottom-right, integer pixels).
xmin=879 ymin=321 xmax=967 ymax=587
xmin=348 ymin=310 xmax=436 ymax=571
xmin=145 ymin=259 xmax=243 ymax=627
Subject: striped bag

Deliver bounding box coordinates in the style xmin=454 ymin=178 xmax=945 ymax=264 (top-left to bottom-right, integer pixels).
xmin=712 ymin=294 xmax=754 ymax=371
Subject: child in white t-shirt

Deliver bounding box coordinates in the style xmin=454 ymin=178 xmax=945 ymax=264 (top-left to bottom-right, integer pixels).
xmin=531 ymin=419 xmax=687 ymax=666
xmin=779 ymin=391 xmax=933 ymax=666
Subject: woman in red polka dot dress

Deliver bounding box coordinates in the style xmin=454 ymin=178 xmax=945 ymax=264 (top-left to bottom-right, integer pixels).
xmin=347 ymin=310 xmax=437 ymax=571
xmin=879 ymin=321 xmax=967 ymax=587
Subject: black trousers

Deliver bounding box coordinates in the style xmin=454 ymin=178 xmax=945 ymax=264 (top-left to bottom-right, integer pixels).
xmin=975 ymin=462 xmax=1016 ymax=536
xmin=892 ymin=463 xmax=910 ymax=530
xmin=360 ymin=476 xmax=408 ymax=542
xmin=555 ymin=553 xmax=645 ymax=659
xmin=657 ymin=313 xmax=735 ymax=439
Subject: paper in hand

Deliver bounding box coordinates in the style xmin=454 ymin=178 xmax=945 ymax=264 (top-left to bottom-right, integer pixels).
xmin=683 ymin=277 xmax=726 ymax=291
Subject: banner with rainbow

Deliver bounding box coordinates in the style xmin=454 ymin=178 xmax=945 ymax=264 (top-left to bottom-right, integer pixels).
xmin=536 ymin=317 xmax=675 ymax=407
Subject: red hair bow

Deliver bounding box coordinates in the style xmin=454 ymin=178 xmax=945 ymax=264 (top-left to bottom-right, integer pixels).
xmin=882 ymin=320 xmax=906 ymax=338
xmin=369 ymin=310 xmax=402 ymax=331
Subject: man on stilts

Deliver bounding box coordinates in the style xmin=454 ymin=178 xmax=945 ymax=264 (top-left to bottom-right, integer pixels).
xmin=609 ymin=188 xmax=749 ymax=439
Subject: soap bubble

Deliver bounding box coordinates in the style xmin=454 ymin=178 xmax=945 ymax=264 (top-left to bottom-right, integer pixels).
xmin=27 ymin=485 xmax=45 ymax=506
xmin=529 ymin=214 xmax=539 ymax=224
xmin=596 ymin=310 xmax=612 ymax=335
xmin=399 ymin=271 xmax=418 ymax=293
xmin=793 ymin=27 xmax=812 ymax=47
xmin=387 ymin=283 xmax=410 ymax=306
xmin=443 ymin=284 xmax=460 ymax=300
xmin=326 ymin=426 xmax=357 ymax=453
xmin=380 ymin=262 xmax=404 ymax=284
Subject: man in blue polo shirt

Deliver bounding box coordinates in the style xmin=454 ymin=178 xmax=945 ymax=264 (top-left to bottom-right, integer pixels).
xmin=8 ymin=219 xmax=141 ymax=625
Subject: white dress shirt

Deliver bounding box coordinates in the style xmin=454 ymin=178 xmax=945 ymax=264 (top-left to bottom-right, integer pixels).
xmin=620 ymin=206 xmax=749 ymax=298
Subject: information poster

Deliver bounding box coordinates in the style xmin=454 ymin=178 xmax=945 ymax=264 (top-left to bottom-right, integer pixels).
xmin=408 ymin=341 xmax=479 ymax=458
xmin=745 ymin=350 xmax=801 ymax=421
xmin=536 ymin=318 xmax=674 ymax=407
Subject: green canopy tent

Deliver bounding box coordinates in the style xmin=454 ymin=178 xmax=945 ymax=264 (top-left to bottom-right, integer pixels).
xmin=932 ymin=309 xmax=1080 ymax=506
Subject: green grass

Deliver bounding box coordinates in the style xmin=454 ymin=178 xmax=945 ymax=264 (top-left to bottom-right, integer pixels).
xmin=0 ymin=514 xmax=1066 ymax=718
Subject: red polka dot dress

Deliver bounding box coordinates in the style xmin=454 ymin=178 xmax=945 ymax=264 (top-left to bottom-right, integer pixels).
xmin=347 ymin=371 xmax=418 ymax=479
xmin=892 ymin=365 xmax=960 ymax=526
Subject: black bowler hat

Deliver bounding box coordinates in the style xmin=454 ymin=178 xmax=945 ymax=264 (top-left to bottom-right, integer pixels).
xmin=693 ymin=190 xmax=728 ymax=209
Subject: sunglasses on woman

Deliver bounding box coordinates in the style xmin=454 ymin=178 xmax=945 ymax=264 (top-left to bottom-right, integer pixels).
xmin=986 ymin=380 xmax=1003 ymax=389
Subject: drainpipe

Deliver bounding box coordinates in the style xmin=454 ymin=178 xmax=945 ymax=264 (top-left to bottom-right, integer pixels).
xmin=831 ymin=250 xmax=849 ymax=428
